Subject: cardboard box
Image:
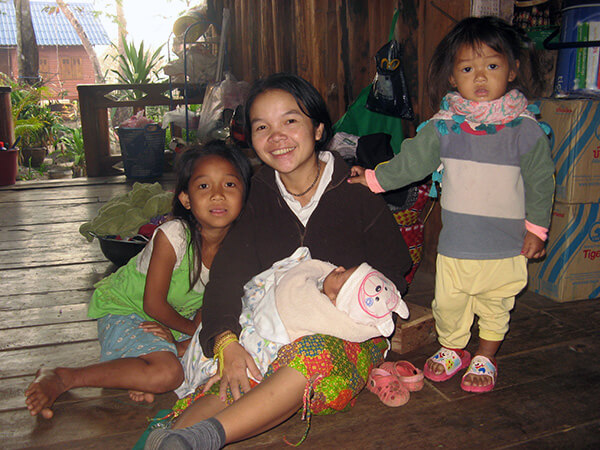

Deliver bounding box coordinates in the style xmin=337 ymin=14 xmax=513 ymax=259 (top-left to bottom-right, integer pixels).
xmin=536 ymin=99 xmax=600 ymax=204
xmin=528 ymin=202 xmax=600 ymax=302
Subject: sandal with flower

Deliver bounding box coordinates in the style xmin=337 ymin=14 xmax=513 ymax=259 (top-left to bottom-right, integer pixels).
xmin=366 ymin=367 xmax=410 ymax=407
xmin=379 ymin=360 xmax=424 ymax=392
xmin=460 ymin=355 xmax=497 ymax=393
xmin=423 ymin=347 xmax=471 ymax=382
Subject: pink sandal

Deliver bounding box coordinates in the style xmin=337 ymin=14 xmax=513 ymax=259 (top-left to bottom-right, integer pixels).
xmin=379 ymin=360 xmax=424 ymax=392
xmin=423 ymin=347 xmax=471 ymax=382
xmin=460 ymin=355 xmax=497 ymax=393
xmin=366 ymin=367 xmax=410 ymax=407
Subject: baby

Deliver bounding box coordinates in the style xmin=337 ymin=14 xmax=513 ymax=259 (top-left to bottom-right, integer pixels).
xmin=177 ymin=247 xmax=409 ymax=398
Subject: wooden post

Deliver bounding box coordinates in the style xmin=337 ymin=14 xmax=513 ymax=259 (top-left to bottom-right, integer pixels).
xmin=77 ymin=85 xmax=108 ymax=177
xmin=0 ymin=86 xmax=15 ymax=148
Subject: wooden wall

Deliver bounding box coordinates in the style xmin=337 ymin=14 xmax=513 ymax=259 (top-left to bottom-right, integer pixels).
xmin=224 ymin=0 xmax=415 ymax=123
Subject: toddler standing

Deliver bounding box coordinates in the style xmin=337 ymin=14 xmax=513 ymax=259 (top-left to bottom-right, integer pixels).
xmin=349 ymin=16 xmax=555 ymax=393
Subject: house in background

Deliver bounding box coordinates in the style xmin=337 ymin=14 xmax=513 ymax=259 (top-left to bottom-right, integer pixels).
xmin=0 ymin=1 xmax=110 ymax=100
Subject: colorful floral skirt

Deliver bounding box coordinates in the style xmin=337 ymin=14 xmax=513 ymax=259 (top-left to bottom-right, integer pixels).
xmin=172 ymin=334 xmax=388 ymax=418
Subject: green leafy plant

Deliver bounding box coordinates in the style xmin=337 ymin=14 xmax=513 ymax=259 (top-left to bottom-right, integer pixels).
xmin=107 ymin=37 xmax=165 ymax=99
xmin=18 ymin=158 xmax=49 ymax=181
xmin=2 ymin=74 xmax=61 ymax=148
xmin=55 ymin=124 xmax=86 ymax=176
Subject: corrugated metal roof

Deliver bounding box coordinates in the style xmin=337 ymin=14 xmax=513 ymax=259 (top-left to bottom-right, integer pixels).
xmin=0 ymin=1 xmax=110 ymax=46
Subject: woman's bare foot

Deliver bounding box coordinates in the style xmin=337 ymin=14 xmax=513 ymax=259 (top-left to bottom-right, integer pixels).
xmin=128 ymin=390 xmax=155 ymax=403
xmin=24 ymin=368 xmax=70 ymax=418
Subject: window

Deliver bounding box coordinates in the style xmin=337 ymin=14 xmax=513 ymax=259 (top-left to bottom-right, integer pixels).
xmin=59 ymin=57 xmax=82 ymax=80
xmin=39 ymin=57 xmax=50 ymax=77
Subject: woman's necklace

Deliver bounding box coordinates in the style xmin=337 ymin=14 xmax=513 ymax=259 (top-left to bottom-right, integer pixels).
xmin=285 ymin=161 xmax=321 ymax=197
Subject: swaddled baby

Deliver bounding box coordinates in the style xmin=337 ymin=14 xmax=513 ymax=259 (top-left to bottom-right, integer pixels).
xmin=176 ymin=247 xmax=409 ymax=398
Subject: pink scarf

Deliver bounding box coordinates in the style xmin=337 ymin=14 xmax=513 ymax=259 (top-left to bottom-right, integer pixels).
xmin=431 ymin=89 xmax=534 ymax=126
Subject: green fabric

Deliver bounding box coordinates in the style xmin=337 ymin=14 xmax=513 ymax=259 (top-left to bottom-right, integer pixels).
xmin=132 ymin=409 xmax=174 ymax=450
xmin=334 ymin=85 xmax=405 ymax=154
xmin=79 ymin=182 xmax=173 ymax=241
xmin=519 ymin=136 xmax=556 ymax=228
xmin=88 ymin=226 xmax=203 ymax=340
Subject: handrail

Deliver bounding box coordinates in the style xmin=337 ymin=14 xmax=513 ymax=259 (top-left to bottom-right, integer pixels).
xmin=77 ymin=83 xmax=205 ymax=177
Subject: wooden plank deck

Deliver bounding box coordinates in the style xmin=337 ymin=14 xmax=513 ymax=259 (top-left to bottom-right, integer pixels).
xmin=1 ymin=176 xmax=599 ymax=449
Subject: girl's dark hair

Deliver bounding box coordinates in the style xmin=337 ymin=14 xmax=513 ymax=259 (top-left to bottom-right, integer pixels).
xmin=427 ymin=16 xmax=542 ymax=108
xmin=244 ymin=72 xmax=333 ymax=152
xmin=172 ymin=140 xmax=252 ymax=290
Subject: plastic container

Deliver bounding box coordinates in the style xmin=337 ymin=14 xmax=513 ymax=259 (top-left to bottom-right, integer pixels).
xmin=554 ymin=2 xmax=600 ymax=96
xmin=0 ymin=148 xmax=19 ymax=186
xmin=173 ymin=7 xmax=209 ymax=42
xmin=97 ymin=235 xmax=147 ymax=267
xmin=116 ymin=124 xmax=166 ymax=180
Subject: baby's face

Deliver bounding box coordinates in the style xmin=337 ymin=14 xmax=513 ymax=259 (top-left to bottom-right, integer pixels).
xmin=323 ymin=266 xmax=358 ymax=305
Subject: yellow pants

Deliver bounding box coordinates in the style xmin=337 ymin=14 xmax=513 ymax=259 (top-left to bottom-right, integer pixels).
xmin=433 ymin=254 xmax=528 ymax=349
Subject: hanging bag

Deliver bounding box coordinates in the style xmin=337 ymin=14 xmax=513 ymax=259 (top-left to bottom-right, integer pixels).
xmin=365 ymin=9 xmax=415 ymax=120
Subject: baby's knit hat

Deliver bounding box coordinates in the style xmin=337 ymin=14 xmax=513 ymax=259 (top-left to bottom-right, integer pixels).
xmin=336 ymin=263 xmax=409 ymax=337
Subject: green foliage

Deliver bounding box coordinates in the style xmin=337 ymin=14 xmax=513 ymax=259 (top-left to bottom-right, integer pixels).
xmin=56 ymin=124 xmax=86 ymax=170
xmin=107 ymin=36 xmax=165 ymax=96
xmin=18 ymin=158 xmax=49 ymax=181
xmin=1 ymin=73 xmax=61 ymax=148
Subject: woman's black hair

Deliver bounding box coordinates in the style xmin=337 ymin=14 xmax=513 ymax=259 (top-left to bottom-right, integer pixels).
xmin=427 ymin=16 xmax=542 ymax=108
xmin=243 ymin=72 xmax=333 ymax=152
xmin=172 ymin=140 xmax=252 ymax=290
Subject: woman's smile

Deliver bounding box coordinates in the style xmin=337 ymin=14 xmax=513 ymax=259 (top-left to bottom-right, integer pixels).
xmin=271 ymin=146 xmax=295 ymax=156
xmin=249 ymin=89 xmax=323 ymax=176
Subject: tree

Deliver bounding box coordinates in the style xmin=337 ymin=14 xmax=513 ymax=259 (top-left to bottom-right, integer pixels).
xmin=13 ymin=0 xmax=39 ymax=85
xmin=115 ymin=0 xmax=127 ymax=57
xmin=54 ymin=0 xmax=105 ymax=83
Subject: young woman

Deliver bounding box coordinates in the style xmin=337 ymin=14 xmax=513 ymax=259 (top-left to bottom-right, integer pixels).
xmin=145 ymin=73 xmax=412 ymax=449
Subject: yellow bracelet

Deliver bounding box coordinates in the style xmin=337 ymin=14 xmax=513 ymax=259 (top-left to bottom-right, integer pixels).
xmin=215 ymin=335 xmax=238 ymax=356
xmin=213 ymin=331 xmax=237 ymax=355
xmin=215 ymin=335 xmax=239 ymax=377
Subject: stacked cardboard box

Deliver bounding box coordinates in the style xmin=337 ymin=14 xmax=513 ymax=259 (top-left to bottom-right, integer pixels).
xmin=529 ymin=99 xmax=600 ymax=302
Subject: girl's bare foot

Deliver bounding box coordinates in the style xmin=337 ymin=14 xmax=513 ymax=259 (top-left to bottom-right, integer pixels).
xmin=461 ymin=370 xmax=494 ymax=387
xmin=426 ymin=358 xmax=445 ymax=376
xmin=462 ymin=339 xmax=501 ymax=389
xmin=128 ymin=390 xmax=155 ymax=403
xmin=461 ymin=355 xmax=496 ymax=388
xmin=24 ymin=368 xmax=69 ymax=418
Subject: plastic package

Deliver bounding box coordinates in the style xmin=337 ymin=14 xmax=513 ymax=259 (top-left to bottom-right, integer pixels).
xmin=197 ymin=73 xmax=249 ymax=142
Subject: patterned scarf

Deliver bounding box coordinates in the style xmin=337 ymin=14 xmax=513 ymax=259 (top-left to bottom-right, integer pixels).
xmin=431 ymin=89 xmax=534 ymax=126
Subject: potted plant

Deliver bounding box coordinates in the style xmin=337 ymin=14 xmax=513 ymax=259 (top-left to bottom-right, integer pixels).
xmin=14 ymin=103 xmax=60 ymax=167
xmin=7 ymin=77 xmax=60 ymax=167
xmin=54 ymin=124 xmax=86 ymax=177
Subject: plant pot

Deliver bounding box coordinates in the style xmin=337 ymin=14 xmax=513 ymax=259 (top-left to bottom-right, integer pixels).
xmin=20 ymin=147 xmax=47 ymax=167
xmin=0 ymin=148 xmax=19 ymax=186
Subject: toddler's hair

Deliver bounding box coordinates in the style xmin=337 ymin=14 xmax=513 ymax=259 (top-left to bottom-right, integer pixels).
xmin=244 ymin=72 xmax=333 ymax=152
xmin=172 ymin=140 xmax=252 ymax=289
xmin=427 ymin=16 xmax=542 ymax=108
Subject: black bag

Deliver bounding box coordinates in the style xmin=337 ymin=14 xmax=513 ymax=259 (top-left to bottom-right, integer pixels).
xmin=365 ymin=9 xmax=414 ymax=120
xmin=356 ymin=133 xmax=417 ymax=209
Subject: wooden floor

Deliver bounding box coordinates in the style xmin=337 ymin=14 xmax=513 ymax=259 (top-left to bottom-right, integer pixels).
xmin=1 ymin=176 xmax=599 ymax=449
